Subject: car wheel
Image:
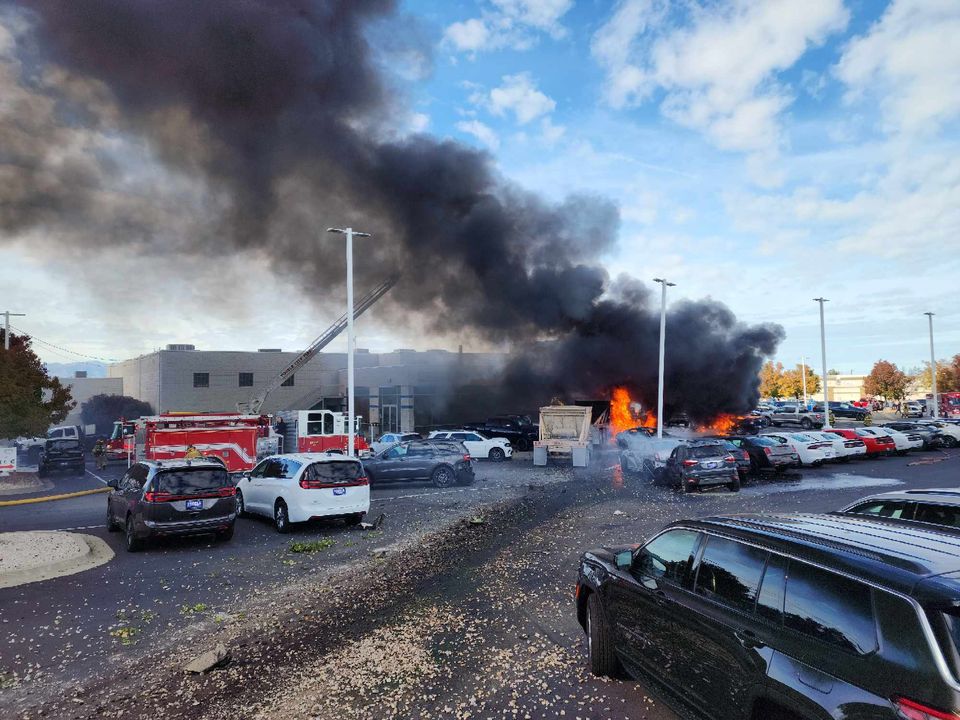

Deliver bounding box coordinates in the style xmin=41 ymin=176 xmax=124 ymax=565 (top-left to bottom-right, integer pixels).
xmin=432 ymin=465 xmax=455 ymax=488
xmin=942 ymin=435 xmax=958 ymax=448
xmin=728 ymin=476 xmax=741 ymax=492
xmin=106 ymin=506 xmax=119 ymax=532
xmin=125 ymin=516 xmax=143 ymax=553
xmin=800 ymin=418 xmax=813 ymax=429
xmin=217 ymin=524 xmax=235 ymax=542
xmin=488 ymin=447 xmax=506 ymax=462
xmin=515 ymin=437 xmax=531 ymax=451
xmin=274 ymin=500 xmax=291 ymax=534
xmin=344 ymin=512 xmax=364 ymax=527
xmin=235 ymin=489 xmax=246 ymax=518
xmin=587 ymin=593 xmax=619 ymax=678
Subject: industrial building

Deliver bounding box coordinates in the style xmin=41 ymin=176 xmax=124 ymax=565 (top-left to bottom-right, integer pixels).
xmin=107 ymin=345 xmax=507 ymax=435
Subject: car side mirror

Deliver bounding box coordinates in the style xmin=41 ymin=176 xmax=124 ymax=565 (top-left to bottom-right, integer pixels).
xmin=615 ymin=550 xmax=633 ymax=571
xmin=107 ymin=478 xmax=119 ymax=489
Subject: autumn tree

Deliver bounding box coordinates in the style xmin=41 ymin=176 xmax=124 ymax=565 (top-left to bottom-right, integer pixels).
xmin=864 ymin=360 xmax=909 ymax=401
xmin=912 ymin=359 xmax=959 ymax=394
xmin=81 ymin=394 xmax=153 ymax=437
xmin=0 ymin=330 xmax=75 ymax=438
xmin=781 ymin=364 xmax=822 ymax=400
xmin=759 ymin=361 xmax=785 ymax=399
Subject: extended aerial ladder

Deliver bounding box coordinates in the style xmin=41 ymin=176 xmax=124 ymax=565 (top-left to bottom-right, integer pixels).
xmin=238 ymin=274 xmax=400 ymax=414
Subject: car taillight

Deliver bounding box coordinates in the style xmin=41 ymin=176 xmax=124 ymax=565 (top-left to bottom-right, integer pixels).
xmin=894 ymin=696 xmax=960 ymax=719
xmin=724 ymin=456 xmax=735 ymax=463
xmin=682 ymin=459 xmax=698 ymax=467
xmin=763 ymin=447 xmax=772 ymax=456
xmin=143 ymin=491 xmax=165 ymax=503
xmin=463 ymin=454 xmax=471 ymax=462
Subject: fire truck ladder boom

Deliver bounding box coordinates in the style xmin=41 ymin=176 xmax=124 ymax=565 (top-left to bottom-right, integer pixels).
xmin=240 ymin=274 xmax=400 ymax=415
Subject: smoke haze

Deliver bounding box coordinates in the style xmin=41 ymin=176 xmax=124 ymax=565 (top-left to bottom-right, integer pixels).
xmin=1 ymin=0 xmax=783 ymax=418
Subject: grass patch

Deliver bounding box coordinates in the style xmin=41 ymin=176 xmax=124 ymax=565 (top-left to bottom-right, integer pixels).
xmin=109 ymin=626 xmax=139 ymax=645
xmin=179 ymin=603 xmax=208 ymax=616
xmin=289 ymin=538 xmax=335 ymax=553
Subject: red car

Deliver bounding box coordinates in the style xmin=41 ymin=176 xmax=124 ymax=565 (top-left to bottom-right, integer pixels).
xmin=825 ymin=428 xmax=894 ymax=457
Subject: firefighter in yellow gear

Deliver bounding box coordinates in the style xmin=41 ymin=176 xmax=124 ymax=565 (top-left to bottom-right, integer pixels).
xmin=184 ymin=444 xmax=202 ymax=460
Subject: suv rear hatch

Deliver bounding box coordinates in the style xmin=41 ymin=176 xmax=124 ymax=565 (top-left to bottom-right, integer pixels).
xmin=683 ymin=445 xmax=735 ymax=478
xmin=144 ymin=467 xmax=235 ymax=524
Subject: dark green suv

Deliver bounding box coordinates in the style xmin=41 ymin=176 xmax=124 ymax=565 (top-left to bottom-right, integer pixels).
xmin=576 ymin=513 xmax=960 ymax=720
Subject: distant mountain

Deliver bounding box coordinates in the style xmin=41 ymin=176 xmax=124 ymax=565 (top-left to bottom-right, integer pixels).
xmin=46 ymin=361 xmax=107 ymax=378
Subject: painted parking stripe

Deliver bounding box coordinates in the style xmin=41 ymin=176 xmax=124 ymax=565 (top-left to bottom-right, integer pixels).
xmin=86 ymin=469 xmax=109 ymax=485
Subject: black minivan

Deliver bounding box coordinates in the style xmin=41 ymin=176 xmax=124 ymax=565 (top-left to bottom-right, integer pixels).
xmin=106 ymin=460 xmax=237 ymax=551
xmin=576 ymin=513 xmax=960 ymax=720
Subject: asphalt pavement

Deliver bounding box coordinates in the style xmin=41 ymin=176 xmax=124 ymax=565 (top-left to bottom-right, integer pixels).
xmin=2 ymin=444 xmax=959 ymax=719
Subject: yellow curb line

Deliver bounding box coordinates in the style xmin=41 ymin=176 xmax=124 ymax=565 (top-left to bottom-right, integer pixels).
xmin=0 ymin=487 xmax=110 ymax=507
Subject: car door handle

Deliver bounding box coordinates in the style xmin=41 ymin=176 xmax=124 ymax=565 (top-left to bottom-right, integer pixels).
xmin=734 ymin=629 xmax=765 ymax=649
xmin=654 ymin=590 xmax=668 ymax=607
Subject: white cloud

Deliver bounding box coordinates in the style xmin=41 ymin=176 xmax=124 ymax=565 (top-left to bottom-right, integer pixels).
xmin=488 ymin=73 xmax=556 ymax=124
xmin=408 ymin=112 xmax=430 ymax=133
xmin=455 ymin=119 xmax=500 ymax=149
xmin=591 ymin=0 xmax=849 ymax=155
xmin=443 ymin=0 xmax=573 ymax=54
xmin=539 ymin=117 xmax=566 ymax=144
xmin=836 ymin=0 xmax=960 ymax=135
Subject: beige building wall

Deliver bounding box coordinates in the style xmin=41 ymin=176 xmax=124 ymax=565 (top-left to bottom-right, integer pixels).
xmin=56 ymin=376 xmax=124 ymax=426
xmin=826 ymin=374 xmax=867 ymax=402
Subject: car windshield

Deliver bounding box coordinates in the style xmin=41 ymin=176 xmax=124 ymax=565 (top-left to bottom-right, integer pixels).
xmin=751 ymin=437 xmax=779 ymax=447
xmin=155 ymin=468 xmax=230 ymax=495
xmin=689 ymin=444 xmax=726 ymax=458
xmin=790 ymin=434 xmax=816 ymax=442
xmin=306 ymin=461 xmax=364 ymax=482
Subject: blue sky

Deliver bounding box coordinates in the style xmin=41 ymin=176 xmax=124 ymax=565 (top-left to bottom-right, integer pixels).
xmin=2 ymin=0 xmax=958 ymax=375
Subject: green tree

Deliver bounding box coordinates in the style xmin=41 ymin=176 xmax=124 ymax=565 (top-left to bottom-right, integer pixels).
xmin=0 ymin=330 xmax=75 ymax=438
xmin=781 ymin=364 xmax=822 ymax=400
xmin=759 ymin=361 xmax=785 ymax=399
xmin=81 ymin=394 xmax=153 ymax=437
xmin=864 ymin=360 xmax=909 ymax=401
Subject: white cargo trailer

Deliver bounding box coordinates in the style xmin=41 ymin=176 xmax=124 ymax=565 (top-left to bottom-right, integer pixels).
xmin=533 ymin=405 xmax=593 ymax=467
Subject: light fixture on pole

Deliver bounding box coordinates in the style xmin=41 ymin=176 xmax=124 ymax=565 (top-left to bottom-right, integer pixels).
xmin=2 ymin=311 xmax=26 ymax=351
xmin=653 ymin=278 xmax=675 ymax=439
xmin=327 ymin=227 xmax=371 ymax=456
xmin=801 ymin=356 xmax=808 ymax=409
xmin=925 ymin=312 xmax=938 ymax=419
xmin=813 ymin=298 xmax=830 ymax=428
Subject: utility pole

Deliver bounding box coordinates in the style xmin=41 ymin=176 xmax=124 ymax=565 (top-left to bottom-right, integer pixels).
xmin=653 ymin=278 xmax=675 ymax=439
xmin=925 ymin=312 xmax=938 ymax=419
xmin=327 ymin=227 xmax=372 ymax=456
xmin=2 ymin=311 xmax=26 ymax=350
xmin=813 ymin=298 xmax=830 ymax=428
xmin=801 ymin=356 xmax=808 ymax=408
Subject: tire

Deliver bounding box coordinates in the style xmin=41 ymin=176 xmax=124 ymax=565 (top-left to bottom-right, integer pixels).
xmin=488 ymin=447 xmax=506 ymax=462
xmin=515 ymin=437 xmax=531 ymax=452
xmin=125 ymin=516 xmax=143 ymax=552
xmin=274 ymin=500 xmax=291 ymax=534
xmin=344 ymin=512 xmax=364 ymax=527
xmin=106 ymin=505 xmax=119 ymax=532
xmin=942 ymin=435 xmax=958 ymax=449
xmin=728 ymin=476 xmax=741 ymax=492
xmin=235 ymin=489 xmax=246 ymax=518
xmin=683 ymin=480 xmax=697 ymax=493
xmin=217 ymin=524 xmax=235 ymax=542
xmin=432 ymin=465 xmax=455 ymax=488
xmin=800 ymin=418 xmax=812 ymax=429
xmin=586 ymin=593 xmax=619 ymax=677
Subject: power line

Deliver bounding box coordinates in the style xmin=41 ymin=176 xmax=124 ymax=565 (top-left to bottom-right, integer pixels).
xmin=9 ymin=324 xmax=118 ymax=363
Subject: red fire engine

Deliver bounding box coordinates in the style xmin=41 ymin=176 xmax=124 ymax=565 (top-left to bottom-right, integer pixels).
xmin=939 ymin=392 xmax=960 ymax=418
xmin=106 ymin=419 xmax=137 ymax=460
xmin=287 ymin=410 xmax=370 ymax=454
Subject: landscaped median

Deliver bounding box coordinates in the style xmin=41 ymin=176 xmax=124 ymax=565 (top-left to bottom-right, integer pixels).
xmin=0 ymin=531 xmax=114 ymax=589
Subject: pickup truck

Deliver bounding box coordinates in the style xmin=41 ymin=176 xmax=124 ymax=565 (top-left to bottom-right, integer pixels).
xmin=39 ymin=438 xmax=85 ymax=474
xmin=464 ymin=415 xmax=539 ymax=451
xmin=762 ymin=407 xmax=826 ymax=430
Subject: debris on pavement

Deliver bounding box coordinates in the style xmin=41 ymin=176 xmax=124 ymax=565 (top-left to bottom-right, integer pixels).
xmin=183 ymin=644 xmax=230 ymax=674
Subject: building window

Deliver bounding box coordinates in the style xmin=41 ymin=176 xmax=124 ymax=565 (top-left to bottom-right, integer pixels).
xmin=193 ymin=373 xmax=209 ymax=388
xmin=239 ymin=372 xmax=254 ymax=388
xmin=281 ymin=374 xmax=294 ymax=387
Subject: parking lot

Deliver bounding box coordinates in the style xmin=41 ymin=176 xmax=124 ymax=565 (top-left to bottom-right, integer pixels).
xmin=2 ymin=436 xmax=958 ymax=720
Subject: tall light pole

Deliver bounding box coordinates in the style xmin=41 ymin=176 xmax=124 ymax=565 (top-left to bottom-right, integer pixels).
xmin=653 ymin=278 xmax=675 ymax=439
xmin=2 ymin=311 xmax=26 ymax=350
xmin=813 ymin=298 xmax=830 ymax=428
xmin=925 ymin=312 xmax=938 ymax=419
xmin=327 ymin=227 xmax=371 ymax=456
xmin=801 ymin=356 xmax=808 ymax=408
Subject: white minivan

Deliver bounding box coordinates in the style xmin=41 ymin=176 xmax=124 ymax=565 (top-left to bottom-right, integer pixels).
xmin=235 ymin=453 xmax=369 ymax=533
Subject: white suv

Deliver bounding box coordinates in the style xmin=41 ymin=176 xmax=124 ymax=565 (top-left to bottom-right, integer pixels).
xmin=428 ymin=430 xmax=512 ymax=461
xmin=235 ymin=453 xmax=369 ymax=533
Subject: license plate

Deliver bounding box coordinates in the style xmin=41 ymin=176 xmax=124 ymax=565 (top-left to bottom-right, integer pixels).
xmin=332 ymin=487 xmax=346 ymax=496
xmin=185 ymin=499 xmax=203 ymax=510
xmin=703 ymin=461 xmax=718 ymax=469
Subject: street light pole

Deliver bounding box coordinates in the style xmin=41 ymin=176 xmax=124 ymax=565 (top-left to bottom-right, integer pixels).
xmin=327 ymin=227 xmax=371 ymax=456
xmin=653 ymin=278 xmax=675 ymax=439
xmin=925 ymin=312 xmax=938 ymax=419
xmin=2 ymin=311 xmax=26 ymax=350
xmin=801 ymin=356 xmax=808 ymax=409
xmin=813 ymin=298 xmax=830 ymax=428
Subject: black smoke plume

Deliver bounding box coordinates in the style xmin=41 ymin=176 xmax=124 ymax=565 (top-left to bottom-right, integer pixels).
xmin=3 ymin=0 xmax=783 ymax=418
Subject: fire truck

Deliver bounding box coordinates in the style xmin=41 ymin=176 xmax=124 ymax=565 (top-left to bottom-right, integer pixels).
xmin=106 ymin=419 xmax=137 ymax=460
xmin=939 ymin=392 xmax=960 ymax=418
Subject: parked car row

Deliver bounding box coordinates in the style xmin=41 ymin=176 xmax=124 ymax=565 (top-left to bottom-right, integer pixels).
xmin=106 ymin=438 xmax=478 ymax=551
xmin=577 ymin=486 xmax=960 ymax=720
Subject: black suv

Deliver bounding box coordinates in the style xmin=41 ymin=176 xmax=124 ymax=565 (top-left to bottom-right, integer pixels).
xmin=840 ymin=488 xmax=960 ymax=530
xmin=106 ymin=460 xmax=237 ymax=551
xmin=362 ymin=440 xmax=475 ymax=487
xmin=662 ymin=440 xmax=740 ymax=492
xmin=576 ymin=513 xmax=960 ymax=720
xmin=39 ymin=438 xmax=85 ymax=474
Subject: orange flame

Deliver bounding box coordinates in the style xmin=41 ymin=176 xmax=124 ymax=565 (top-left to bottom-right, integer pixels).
xmin=609 ymin=386 xmax=656 ymax=439
xmin=702 ymin=413 xmax=740 ymax=435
